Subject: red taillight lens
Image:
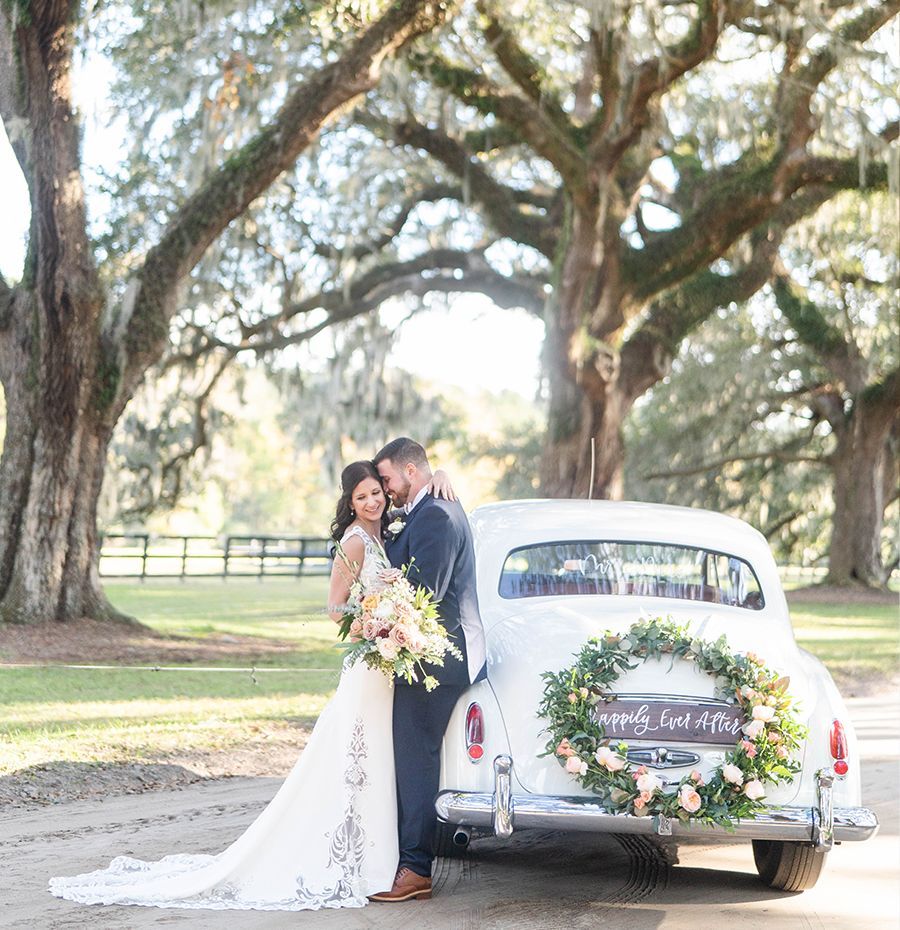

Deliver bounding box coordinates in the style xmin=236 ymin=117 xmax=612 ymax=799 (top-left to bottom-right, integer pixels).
xmin=465 ymin=703 xmax=484 ymax=763
xmin=830 ymin=719 xmax=848 ymax=760
xmin=830 ymin=719 xmax=849 ymax=776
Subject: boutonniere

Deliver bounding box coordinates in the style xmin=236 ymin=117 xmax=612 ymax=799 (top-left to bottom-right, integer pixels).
xmin=387 ymin=517 xmax=406 ymax=538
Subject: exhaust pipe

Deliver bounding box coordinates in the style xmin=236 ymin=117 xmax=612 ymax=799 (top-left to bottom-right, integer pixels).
xmin=452 ymin=827 xmax=471 ymax=847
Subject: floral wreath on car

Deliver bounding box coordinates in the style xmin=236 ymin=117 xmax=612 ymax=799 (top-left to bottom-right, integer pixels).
xmin=538 ymin=617 xmax=808 ymax=829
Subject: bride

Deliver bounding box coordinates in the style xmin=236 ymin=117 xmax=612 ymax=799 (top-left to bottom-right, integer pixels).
xmin=49 ymin=460 xmax=453 ymax=911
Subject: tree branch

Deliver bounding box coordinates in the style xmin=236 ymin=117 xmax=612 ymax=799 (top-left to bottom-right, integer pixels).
xmin=372 ymin=114 xmax=557 ymax=255
xmin=121 ymin=0 xmax=453 ymax=394
xmin=407 ymin=50 xmax=587 ymax=195
xmin=618 ymin=187 xmax=833 ymax=403
xmin=167 ymin=250 xmax=546 ymax=365
xmin=772 ymin=273 xmax=863 ymax=391
xmin=597 ymin=0 xmax=726 ymax=163
xmin=643 ymin=448 xmax=827 ymax=481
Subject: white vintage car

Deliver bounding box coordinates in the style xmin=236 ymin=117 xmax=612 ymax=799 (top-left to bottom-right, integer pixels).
xmin=436 ymin=500 xmax=878 ymax=891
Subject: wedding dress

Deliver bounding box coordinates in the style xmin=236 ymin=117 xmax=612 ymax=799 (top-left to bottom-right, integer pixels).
xmin=49 ymin=526 xmax=398 ymax=911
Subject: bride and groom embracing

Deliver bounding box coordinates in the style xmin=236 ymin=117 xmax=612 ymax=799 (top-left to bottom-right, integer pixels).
xmin=49 ymin=437 xmax=487 ymax=912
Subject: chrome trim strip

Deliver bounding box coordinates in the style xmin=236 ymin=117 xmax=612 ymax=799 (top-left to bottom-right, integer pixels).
xmin=492 ymin=755 xmax=513 ymax=838
xmin=435 ymin=790 xmax=879 ymax=843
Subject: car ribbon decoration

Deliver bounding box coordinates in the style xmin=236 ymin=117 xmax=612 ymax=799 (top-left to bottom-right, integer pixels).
xmin=538 ymin=617 xmax=808 ymax=829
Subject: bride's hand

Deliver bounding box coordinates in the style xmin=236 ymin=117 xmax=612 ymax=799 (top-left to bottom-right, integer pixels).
xmin=427 ymin=468 xmax=456 ymax=502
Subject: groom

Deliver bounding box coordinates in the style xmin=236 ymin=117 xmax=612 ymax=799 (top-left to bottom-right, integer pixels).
xmin=369 ymin=437 xmax=487 ymax=902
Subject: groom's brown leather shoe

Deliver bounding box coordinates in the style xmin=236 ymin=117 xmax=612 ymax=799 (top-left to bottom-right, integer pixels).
xmin=368 ymin=866 xmax=432 ymax=902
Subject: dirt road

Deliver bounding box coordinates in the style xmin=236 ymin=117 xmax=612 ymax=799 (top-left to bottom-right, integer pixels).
xmin=2 ymin=695 xmax=897 ymax=930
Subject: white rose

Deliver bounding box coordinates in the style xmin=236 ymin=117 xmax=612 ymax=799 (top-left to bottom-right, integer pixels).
xmin=565 ymin=756 xmax=588 ymax=776
xmin=751 ymin=704 xmax=776 ymax=722
xmin=374 ymin=600 xmax=394 ymax=620
xmin=636 ymin=772 xmax=661 ymax=794
xmin=376 ymin=638 xmax=400 ymax=660
xmin=722 ymin=763 xmax=744 ymax=786
xmin=595 ymin=746 xmax=626 ymax=772
xmin=743 ymin=779 xmax=766 ymax=800
xmin=742 ymin=719 xmax=766 ymax=740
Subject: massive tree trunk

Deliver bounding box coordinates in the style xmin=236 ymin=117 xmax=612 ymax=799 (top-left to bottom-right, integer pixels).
xmin=826 ymin=394 xmax=899 ymax=588
xmin=0 ymin=0 xmax=450 ymax=624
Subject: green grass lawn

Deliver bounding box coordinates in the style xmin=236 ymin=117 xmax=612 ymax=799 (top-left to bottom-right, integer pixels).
xmin=0 ymin=579 xmax=896 ymax=776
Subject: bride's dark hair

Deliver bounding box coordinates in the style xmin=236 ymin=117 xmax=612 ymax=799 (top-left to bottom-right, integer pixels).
xmin=330 ymin=460 xmax=390 ymax=543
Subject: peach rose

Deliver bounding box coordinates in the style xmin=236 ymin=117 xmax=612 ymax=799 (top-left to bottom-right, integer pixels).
xmin=752 ymin=704 xmax=776 ymax=722
xmin=633 ymin=796 xmax=646 ymax=811
xmin=740 ymin=739 xmax=758 ymax=759
xmin=362 ymin=619 xmax=380 ymax=640
xmin=767 ymin=730 xmax=782 ymax=743
xmin=690 ymin=769 xmax=705 ymax=786
xmin=775 ymin=745 xmax=789 ymax=759
xmin=722 ymin=763 xmax=744 ymax=786
xmin=556 ymin=738 xmax=576 ymax=758
xmin=743 ymin=779 xmax=766 ymax=800
xmin=640 ymin=790 xmax=652 ymax=803
xmin=567 ymin=692 xmax=579 ymax=704
xmin=361 ymin=594 xmax=380 ymax=611
xmin=679 ymin=786 xmax=702 ymax=813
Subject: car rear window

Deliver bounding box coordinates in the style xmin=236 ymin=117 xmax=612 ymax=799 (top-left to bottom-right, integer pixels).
xmin=499 ymin=540 xmax=764 ymax=609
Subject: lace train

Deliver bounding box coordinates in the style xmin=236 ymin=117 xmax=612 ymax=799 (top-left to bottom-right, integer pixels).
xmin=49 ymin=662 xmax=398 ymax=911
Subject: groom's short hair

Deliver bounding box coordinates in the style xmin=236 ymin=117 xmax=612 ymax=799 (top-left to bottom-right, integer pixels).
xmin=374 ymin=437 xmax=430 ymax=471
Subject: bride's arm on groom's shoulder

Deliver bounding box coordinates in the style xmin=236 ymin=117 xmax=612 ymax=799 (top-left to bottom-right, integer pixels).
xmin=327 ymin=535 xmax=364 ymax=623
xmin=427 ymin=468 xmax=457 ymax=502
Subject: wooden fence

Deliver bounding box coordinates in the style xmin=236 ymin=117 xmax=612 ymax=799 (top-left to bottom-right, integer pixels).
xmin=99 ymin=534 xmax=333 ymax=579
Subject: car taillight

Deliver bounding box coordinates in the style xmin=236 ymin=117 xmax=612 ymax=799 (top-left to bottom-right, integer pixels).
xmin=466 ymin=702 xmax=484 ymax=763
xmin=830 ymin=719 xmax=849 ymax=777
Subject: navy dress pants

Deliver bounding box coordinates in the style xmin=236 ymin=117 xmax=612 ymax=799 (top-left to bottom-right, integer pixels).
xmin=392 ymin=679 xmax=466 ymax=878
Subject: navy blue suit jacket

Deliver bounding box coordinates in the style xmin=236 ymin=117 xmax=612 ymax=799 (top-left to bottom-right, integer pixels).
xmin=385 ymin=495 xmax=487 ymax=688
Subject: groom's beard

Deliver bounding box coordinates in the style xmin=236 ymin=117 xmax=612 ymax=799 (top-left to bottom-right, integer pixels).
xmin=392 ymin=476 xmax=412 ymax=507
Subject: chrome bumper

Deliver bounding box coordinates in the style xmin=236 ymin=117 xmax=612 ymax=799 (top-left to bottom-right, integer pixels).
xmin=435 ymin=755 xmax=879 ymax=847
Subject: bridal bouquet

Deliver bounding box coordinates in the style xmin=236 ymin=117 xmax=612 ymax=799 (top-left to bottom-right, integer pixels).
xmin=336 ymin=568 xmax=462 ymax=691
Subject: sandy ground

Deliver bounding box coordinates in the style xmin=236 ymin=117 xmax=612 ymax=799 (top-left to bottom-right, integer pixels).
xmin=2 ymin=694 xmax=898 ymax=930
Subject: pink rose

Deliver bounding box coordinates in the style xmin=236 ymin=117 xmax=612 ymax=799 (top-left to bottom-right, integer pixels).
xmin=740 ymin=739 xmax=758 ymax=759
xmin=776 ymin=745 xmax=789 ymax=759
xmin=389 ymin=624 xmax=411 ymax=648
xmin=679 ymin=786 xmax=702 ymax=813
xmin=362 ymin=619 xmax=380 ymax=640
xmin=767 ymin=730 xmax=782 ymax=743
xmin=743 ymin=779 xmax=766 ymax=800
xmin=722 ymin=763 xmax=744 ymax=786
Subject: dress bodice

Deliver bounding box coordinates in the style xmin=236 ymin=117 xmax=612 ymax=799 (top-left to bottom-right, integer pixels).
xmin=340 ymin=525 xmax=389 ymax=591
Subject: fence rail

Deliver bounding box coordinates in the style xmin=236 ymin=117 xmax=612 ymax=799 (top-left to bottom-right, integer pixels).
xmin=99 ymin=534 xmax=334 ymax=580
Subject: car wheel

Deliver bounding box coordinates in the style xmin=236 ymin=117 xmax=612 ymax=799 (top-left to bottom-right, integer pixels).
xmin=434 ymin=821 xmax=469 ymax=859
xmin=752 ymin=839 xmax=827 ymax=891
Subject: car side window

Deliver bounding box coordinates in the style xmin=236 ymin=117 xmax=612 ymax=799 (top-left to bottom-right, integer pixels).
xmin=498 ymin=540 xmax=765 ymax=610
